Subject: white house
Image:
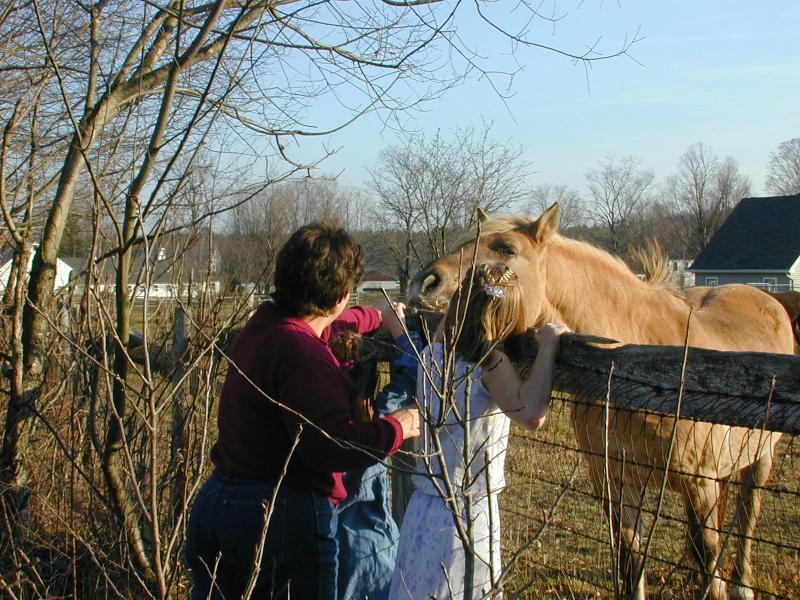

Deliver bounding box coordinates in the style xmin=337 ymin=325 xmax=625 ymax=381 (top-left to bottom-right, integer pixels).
xmin=0 ymin=252 xmax=73 ymax=293
xmin=61 ymin=237 xmax=223 ymax=300
xmin=357 ymin=271 xmax=400 ymax=294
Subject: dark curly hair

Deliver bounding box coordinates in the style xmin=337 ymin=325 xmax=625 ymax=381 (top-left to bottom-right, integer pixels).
xmin=273 ymin=220 xmax=365 ymax=317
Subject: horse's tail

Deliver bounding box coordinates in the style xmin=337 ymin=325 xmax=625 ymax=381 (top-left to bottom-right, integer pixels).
xmin=631 ymin=240 xmax=675 ymax=290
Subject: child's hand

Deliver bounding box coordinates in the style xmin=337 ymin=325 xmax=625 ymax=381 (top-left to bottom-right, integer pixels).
xmin=376 ymin=298 xmax=406 ymax=340
xmin=533 ymin=322 xmax=571 ymax=356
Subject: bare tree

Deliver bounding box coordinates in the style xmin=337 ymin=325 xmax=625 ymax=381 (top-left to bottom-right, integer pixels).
xmin=585 ymin=155 xmax=655 ymax=254
xmin=368 ymin=124 xmax=531 ymax=290
xmin=634 ymin=201 xmax=687 ymax=260
xmin=458 ymin=123 xmax=533 ymax=223
xmin=217 ymin=178 xmax=363 ymax=290
xmin=524 ymin=184 xmax=584 ymax=231
xmin=665 ymin=142 xmax=751 ymax=257
xmin=765 ymin=137 xmax=800 ymax=195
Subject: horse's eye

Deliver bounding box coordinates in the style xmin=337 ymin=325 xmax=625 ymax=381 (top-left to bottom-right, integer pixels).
xmin=493 ymin=243 xmax=516 ymax=257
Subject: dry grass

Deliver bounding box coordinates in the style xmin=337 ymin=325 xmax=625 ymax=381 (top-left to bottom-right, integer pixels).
xmin=500 ymin=396 xmax=800 ymax=599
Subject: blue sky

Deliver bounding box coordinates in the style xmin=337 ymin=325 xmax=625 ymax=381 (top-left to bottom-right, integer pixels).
xmin=286 ymin=2 xmax=800 ymax=200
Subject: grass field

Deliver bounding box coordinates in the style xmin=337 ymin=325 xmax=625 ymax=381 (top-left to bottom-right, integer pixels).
xmin=499 ymin=396 xmax=800 ymax=599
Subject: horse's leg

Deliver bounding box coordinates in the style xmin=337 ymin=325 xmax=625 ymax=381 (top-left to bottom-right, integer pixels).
xmin=683 ymin=479 xmax=728 ymax=584
xmin=584 ymin=455 xmax=646 ymax=600
xmin=729 ymin=452 xmax=773 ymax=600
xmin=683 ymin=492 xmax=705 ymax=580
xmin=683 ymin=477 xmax=728 ymax=600
xmin=572 ymin=405 xmax=646 ymax=600
xmin=716 ymin=479 xmax=729 ymax=537
xmin=616 ymin=503 xmax=646 ymax=600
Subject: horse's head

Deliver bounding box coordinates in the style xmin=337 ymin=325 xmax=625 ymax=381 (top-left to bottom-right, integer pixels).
xmin=408 ymin=203 xmax=562 ymax=324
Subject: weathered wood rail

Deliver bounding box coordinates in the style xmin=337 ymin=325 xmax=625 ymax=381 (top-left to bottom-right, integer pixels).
xmin=127 ymin=309 xmax=800 ymax=434
xmin=505 ymin=333 xmax=800 ymax=435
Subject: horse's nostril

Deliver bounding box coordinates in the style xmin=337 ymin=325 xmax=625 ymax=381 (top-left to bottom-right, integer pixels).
xmin=422 ymin=273 xmax=440 ymax=295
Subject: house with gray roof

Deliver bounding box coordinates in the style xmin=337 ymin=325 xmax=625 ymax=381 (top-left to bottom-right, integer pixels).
xmin=689 ymin=194 xmax=800 ymax=291
xmin=61 ymin=232 xmax=222 ymax=299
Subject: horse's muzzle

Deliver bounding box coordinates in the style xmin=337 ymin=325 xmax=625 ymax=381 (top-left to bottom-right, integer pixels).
xmin=407 ymin=267 xmax=446 ymax=310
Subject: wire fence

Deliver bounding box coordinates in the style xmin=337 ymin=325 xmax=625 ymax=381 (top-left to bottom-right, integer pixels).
xmin=499 ymin=391 xmax=800 ymax=599
xmin=95 ymin=302 xmax=800 ymax=599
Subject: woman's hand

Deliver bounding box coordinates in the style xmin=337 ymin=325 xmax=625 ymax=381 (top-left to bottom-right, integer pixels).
xmin=533 ymin=322 xmax=571 ymax=357
xmin=388 ymin=407 xmax=420 ymax=440
xmin=376 ymin=298 xmax=406 ymax=340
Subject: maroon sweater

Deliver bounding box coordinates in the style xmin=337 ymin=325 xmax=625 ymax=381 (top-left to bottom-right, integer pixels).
xmin=211 ymin=301 xmax=403 ymax=504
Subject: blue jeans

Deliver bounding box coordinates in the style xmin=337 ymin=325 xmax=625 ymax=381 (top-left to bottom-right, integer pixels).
xmin=337 ymin=464 xmax=399 ymax=600
xmin=185 ymin=472 xmax=338 ymax=599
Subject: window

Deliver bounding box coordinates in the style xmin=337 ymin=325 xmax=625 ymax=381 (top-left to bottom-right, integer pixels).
xmin=763 ymin=277 xmax=777 ymax=292
xmin=705 ymin=277 xmax=718 ymax=286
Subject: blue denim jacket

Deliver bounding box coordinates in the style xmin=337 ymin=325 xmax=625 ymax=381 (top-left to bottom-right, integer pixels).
xmin=337 ymin=331 xmax=421 ymax=600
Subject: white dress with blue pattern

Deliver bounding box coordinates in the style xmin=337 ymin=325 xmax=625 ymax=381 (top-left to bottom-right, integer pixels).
xmin=388 ymin=343 xmax=510 ymax=599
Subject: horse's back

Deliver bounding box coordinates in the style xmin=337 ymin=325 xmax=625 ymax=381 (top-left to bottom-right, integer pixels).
xmin=683 ymin=284 xmax=794 ymax=354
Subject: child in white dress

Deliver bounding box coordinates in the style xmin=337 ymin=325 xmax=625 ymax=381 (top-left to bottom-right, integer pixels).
xmin=388 ymin=263 xmax=569 ymax=600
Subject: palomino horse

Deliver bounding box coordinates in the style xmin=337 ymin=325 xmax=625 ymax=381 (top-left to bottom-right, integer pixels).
xmin=407 ymin=204 xmax=794 ymax=600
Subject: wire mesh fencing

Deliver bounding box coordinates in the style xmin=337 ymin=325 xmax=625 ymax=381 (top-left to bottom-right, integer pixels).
xmin=500 ymin=391 xmax=800 ymax=599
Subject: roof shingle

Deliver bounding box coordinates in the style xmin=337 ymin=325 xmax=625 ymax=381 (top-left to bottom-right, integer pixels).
xmin=690 ymin=194 xmax=800 ymax=271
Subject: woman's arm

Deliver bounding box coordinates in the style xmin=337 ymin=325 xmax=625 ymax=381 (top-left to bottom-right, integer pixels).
xmin=278 ymin=354 xmax=419 ymax=471
xmin=333 ymin=305 xmax=382 ymax=335
xmin=331 ymin=298 xmax=408 ymax=337
xmin=480 ymin=323 xmax=569 ymax=430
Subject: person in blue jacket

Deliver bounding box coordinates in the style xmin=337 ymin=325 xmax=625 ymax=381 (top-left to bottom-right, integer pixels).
xmin=335 ymin=300 xmax=422 ymax=600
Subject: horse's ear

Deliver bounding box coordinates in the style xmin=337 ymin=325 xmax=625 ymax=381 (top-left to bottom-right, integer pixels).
xmin=528 ymin=203 xmax=561 ymax=242
xmin=477 ymin=207 xmax=489 ymax=223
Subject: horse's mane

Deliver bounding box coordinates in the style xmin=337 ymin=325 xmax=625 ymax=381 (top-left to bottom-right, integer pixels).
xmin=470 ymin=213 xmax=682 ymax=295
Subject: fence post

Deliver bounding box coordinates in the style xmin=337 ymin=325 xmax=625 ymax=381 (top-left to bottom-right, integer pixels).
xmin=170 ymin=306 xmax=190 ymax=518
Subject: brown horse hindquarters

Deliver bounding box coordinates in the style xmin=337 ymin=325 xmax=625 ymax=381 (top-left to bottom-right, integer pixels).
xmin=764 ymin=290 xmax=800 ymax=352
xmin=685 ymin=284 xmax=794 ymax=353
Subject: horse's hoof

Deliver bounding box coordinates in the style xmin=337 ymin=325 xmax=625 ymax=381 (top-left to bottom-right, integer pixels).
xmin=730 ymin=585 xmax=755 ymax=600
xmin=706 ymin=578 xmax=728 ymax=600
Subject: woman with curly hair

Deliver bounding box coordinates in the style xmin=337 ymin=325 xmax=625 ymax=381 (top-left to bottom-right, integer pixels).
xmin=185 ymin=220 xmax=420 ymax=600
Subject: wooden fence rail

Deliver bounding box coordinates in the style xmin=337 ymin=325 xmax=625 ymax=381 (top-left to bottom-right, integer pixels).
xmin=127 ymin=309 xmax=800 ymax=434
xmin=505 ymin=333 xmax=800 ymax=434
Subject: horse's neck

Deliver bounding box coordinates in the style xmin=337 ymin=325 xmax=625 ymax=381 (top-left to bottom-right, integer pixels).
xmin=543 ymin=242 xmax=688 ymax=344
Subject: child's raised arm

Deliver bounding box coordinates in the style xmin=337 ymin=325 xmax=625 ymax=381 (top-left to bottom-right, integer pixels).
xmin=480 ymin=322 xmax=570 ymax=430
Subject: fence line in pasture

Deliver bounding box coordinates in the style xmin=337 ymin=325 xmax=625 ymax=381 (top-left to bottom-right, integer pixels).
xmin=501 ymin=395 xmax=800 ymax=598
xmin=119 ymin=305 xmax=800 ymax=599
